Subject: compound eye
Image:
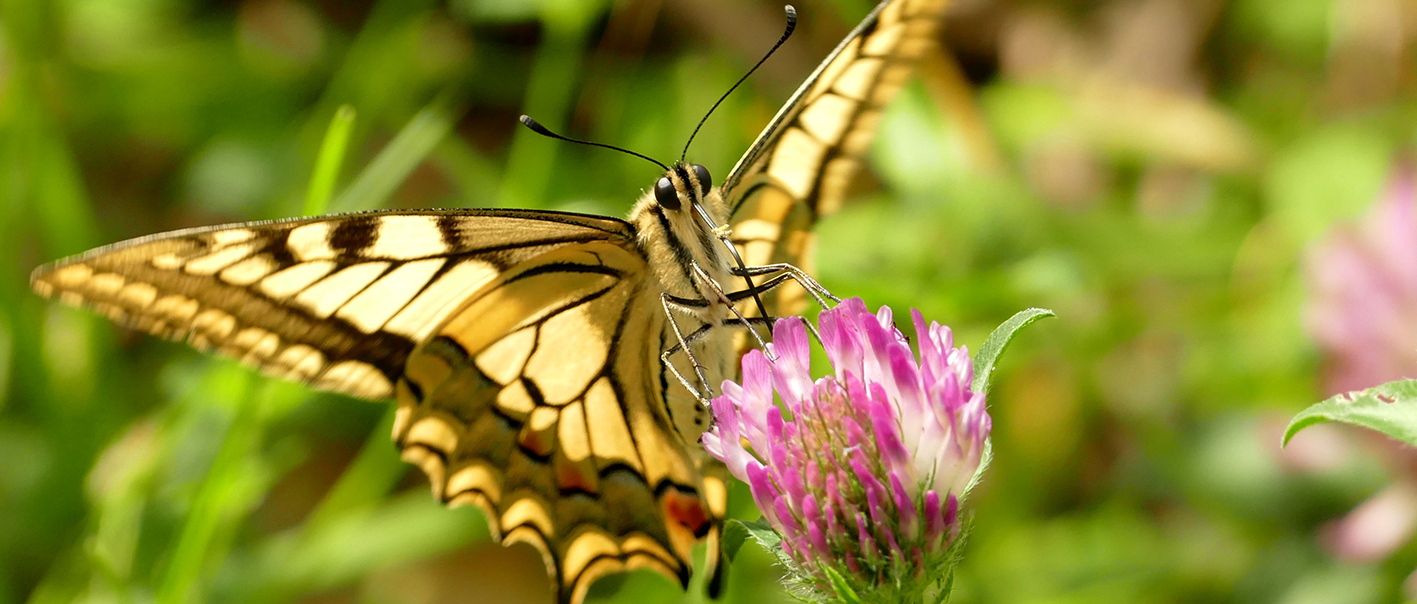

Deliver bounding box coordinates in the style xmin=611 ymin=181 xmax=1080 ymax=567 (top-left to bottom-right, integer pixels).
xmin=692 ymin=164 xmax=712 ymax=195
xmin=654 ymin=176 xmax=681 ymax=210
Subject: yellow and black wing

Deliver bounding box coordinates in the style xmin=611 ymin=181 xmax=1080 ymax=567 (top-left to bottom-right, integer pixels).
xmin=31 ymin=209 xmax=720 ymax=604
xmin=393 ymin=239 xmax=719 ymax=604
xmin=30 ymin=209 xmax=631 ymax=399
xmin=723 ymin=0 xmax=948 ymax=314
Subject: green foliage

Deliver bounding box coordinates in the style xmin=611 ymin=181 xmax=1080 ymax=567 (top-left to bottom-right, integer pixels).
xmin=722 ymin=518 xmax=781 ymax=563
xmin=304 ymin=105 xmax=358 ymax=216
xmin=1283 ymin=380 xmax=1417 ymax=447
xmin=822 ymin=566 xmax=864 ymax=604
xmin=962 ymin=308 xmax=1051 ymax=499
xmin=331 ymin=93 xmax=463 ymax=213
xmin=971 ymin=308 xmax=1055 ymax=398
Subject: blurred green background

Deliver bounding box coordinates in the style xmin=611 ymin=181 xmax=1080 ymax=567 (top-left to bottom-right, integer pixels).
xmin=3 ymin=0 xmax=1416 ymax=602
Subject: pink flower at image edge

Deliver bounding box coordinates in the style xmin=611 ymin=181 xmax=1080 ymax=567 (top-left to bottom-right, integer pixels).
xmin=1302 ymin=162 xmax=1417 ymax=590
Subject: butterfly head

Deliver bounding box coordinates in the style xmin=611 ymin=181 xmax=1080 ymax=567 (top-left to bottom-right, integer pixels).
xmin=628 ymin=160 xmax=737 ymax=300
xmin=651 ymin=162 xmax=730 ymax=240
xmin=653 ymin=163 xmax=712 ymax=211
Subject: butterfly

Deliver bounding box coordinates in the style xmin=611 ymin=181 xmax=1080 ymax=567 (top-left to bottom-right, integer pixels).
xmin=29 ymin=0 xmax=948 ymax=602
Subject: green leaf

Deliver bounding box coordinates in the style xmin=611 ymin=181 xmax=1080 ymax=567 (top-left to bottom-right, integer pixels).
xmin=1283 ymin=379 xmax=1417 ymax=447
xmin=721 ymin=519 xmax=749 ymax=561
xmin=822 ymin=566 xmax=864 ymax=604
xmin=971 ymin=308 xmax=1054 ymax=397
xmin=963 ymin=309 xmax=1050 ymax=497
xmin=964 ymin=438 xmax=992 ymax=497
xmin=722 ymin=518 xmax=780 ymax=561
xmin=303 ymin=104 xmax=356 ymax=216
xmin=932 ymin=571 xmax=955 ymax=604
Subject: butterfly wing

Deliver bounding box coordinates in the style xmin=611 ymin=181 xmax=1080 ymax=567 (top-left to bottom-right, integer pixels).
xmin=31 ymin=209 xmax=717 ymax=604
xmin=723 ymin=0 xmax=948 ymax=315
xmin=393 ymin=239 xmax=717 ymax=604
xmin=30 ymin=209 xmax=633 ymax=400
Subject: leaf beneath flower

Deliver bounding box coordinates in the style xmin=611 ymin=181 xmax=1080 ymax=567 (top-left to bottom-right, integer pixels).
xmin=1283 ymin=379 xmax=1417 ymax=447
xmin=971 ymin=308 xmax=1055 ymax=397
xmin=964 ymin=438 xmax=992 ymax=497
xmin=722 ymin=518 xmax=781 ymax=561
xmin=822 ymin=566 xmax=865 ymax=604
xmin=932 ymin=571 xmax=955 ymax=604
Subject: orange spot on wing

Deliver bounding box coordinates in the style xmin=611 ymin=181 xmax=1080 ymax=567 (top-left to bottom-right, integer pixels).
xmin=518 ymin=430 xmax=554 ymax=458
xmin=555 ymin=459 xmax=599 ymax=494
xmin=663 ymin=489 xmax=711 ymax=538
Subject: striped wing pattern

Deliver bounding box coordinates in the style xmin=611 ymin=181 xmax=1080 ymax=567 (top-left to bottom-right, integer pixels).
xmin=724 ymin=0 xmax=948 ymax=315
xmin=30 ymin=209 xmax=630 ymax=400
xmin=392 ymin=240 xmax=718 ymax=603
xmin=30 ymin=209 xmax=718 ymax=604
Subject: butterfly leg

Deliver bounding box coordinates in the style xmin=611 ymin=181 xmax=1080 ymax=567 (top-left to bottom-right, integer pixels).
xmin=660 ymin=293 xmax=717 ymax=403
xmin=728 ymin=262 xmax=839 ymax=308
xmin=688 ymin=262 xmax=772 ymax=354
xmin=720 ymin=272 xmax=824 ymax=343
xmin=711 ymin=230 xmax=774 ymax=344
xmin=659 ymin=269 xmax=830 ymax=402
xmin=660 ymin=319 xmax=782 ymax=399
xmin=661 ymin=316 xmax=776 ymax=356
xmin=668 ymin=273 xmax=826 ymax=362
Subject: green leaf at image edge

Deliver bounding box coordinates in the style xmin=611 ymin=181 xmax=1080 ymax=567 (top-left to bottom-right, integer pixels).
xmin=1283 ymin=379 xmax=1417 ymax=447
xmin=722 ymin=518 xmax=780 ymax=562
xmin=971 ymin=307 xmax=1054 ymax=397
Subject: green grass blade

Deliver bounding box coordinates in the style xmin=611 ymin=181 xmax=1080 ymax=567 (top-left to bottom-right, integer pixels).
xmin=303 ymin=408 xmax=407 ymax=531
xmin=225 ymin=493 xmax=488 ymax=598
xmin=823 ymin=566 xmax=864 ymax=604
xmin=155 ymin=373 xmax=260 ymax=604
xmin=329 ymin=92 xmax=461 ymax=213
xmin=303 ymin=105 xmax=357 ymax=217
xmin=494 ymin=3 xmax=597 ymax=209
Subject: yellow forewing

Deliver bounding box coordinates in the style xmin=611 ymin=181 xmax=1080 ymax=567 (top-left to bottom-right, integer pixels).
xmin=30 ymin=209 xmax=631 ymax=400
xmin=725 ymin=0 xmax=949 ymax=316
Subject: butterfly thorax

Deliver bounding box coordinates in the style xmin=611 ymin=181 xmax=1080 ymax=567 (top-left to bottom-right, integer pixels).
xmin=629 ymin=163 xmax=737 ymax=442
xmin=629 ymin=163 xmax=733 ymax=314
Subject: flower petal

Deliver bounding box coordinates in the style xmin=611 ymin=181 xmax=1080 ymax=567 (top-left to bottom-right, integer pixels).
xmin=771 ymin=316 xmax=814 ymax=401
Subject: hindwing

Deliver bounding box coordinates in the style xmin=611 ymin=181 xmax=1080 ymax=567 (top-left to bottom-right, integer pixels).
xmin=725 ymin=0 xmax=948 ymax=316
xmin=392 ymin=240 xmax=720 ymax=604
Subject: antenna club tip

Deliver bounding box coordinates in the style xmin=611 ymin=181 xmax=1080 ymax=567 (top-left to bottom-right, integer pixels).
xmin=519 ymin=115 xmax=553 ymax=136
xmin=785 ymin=5 xmax=796 ymax=16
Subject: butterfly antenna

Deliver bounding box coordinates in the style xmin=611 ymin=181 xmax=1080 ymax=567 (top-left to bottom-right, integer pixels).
xmin=519 ymin=115 xmax=669 ymax=172
xmin=680 ymin=5 xmax=797 ymax=162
